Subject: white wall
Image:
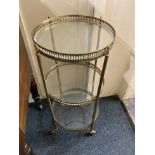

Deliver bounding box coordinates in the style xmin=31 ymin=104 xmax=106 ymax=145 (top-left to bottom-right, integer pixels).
xmin=19 ymin=0 xmax=135 ymax=99
xmin=19 ymin=0 xmax=92 ymax=96
xmin=19 ymin=0 xmax=54 ymax=96
xmin=94 ymin=0 xmax=135 ymax=99
xmin=103 ymin=0 xmax=135 ymax=49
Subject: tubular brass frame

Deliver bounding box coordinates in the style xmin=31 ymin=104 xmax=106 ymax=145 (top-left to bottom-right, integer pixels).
xmin=36 ymin=51 xmax=58 ymax=132
xmin=32 ymin=15 xmax=115 ymax=135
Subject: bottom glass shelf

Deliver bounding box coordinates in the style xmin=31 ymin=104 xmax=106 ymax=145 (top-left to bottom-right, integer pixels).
xmin=52 ymin=98 xmax=99 ymax=131
xmin=46 ymin=63 xmax=102 ymax=130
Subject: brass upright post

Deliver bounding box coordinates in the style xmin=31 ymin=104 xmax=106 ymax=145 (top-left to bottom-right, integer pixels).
xmin=89 ymin=53 xmax=109 ymax=135
xmin=36 ymin=51 xmax=58 ymax=133
xmin=48 ymin=16 xmax=62 ymax=95
xmin=92 ymin=17 xmax=102 ymax=94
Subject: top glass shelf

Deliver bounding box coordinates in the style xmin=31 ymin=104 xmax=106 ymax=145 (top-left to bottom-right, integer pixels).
xmin=32 ymin=15 xmax=115 ymax=62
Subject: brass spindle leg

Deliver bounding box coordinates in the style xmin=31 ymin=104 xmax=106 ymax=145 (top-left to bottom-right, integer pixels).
xmin=91 ymin=17 xmax=101 ymax=94
xmin=55 ymin=60 xmax=62 ymax=94
xmin=36 ymin=53 xmax=58 ymax=133
xmin=88 ymin=54 xmax=109 ymax=135
xmin=92 ymin=59 xmax=97 ymax=94
xmin=48 ymin=16 xmax=62 ymax=95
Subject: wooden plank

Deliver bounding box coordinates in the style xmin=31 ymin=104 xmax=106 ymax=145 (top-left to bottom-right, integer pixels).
xmin=19 ymin=28 xmax=32 ymax=133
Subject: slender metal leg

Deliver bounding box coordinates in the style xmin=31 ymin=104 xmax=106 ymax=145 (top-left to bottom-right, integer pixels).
xmin=88 ymin=54 xmax=109 ymax=135
xmin=36 ymin=53 xmax=58 ymax=133
xmin=47 ymin=97 xmax=59 ymax=134
xmin=55 ymin=60 xmax=62 ymax=95
xmin=91 ymin=17 xmax=101 ymax=95
xmin=48 ymin=16 xmax=62 ymax=95
xmin=92 ymin=60 xmax=97 ymax=94
xmin=87 ymin=17 xmax=102 ymax=136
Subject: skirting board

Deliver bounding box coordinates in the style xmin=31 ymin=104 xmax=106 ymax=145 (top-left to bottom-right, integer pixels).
xmin=100 ymin=95 xmax=135 ymax=130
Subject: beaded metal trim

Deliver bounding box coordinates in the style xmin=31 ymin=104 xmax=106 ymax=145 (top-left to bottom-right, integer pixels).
xmin=32 ymin=15 xmax=116 ymax=62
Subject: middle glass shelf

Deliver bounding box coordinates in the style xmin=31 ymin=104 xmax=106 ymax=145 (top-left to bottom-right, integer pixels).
xmin=45 ymin=62 xmax=104 ymax=106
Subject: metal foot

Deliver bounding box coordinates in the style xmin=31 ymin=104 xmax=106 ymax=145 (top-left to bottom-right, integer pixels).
xmin=85 ymin=129 xmax=96 ymax=136
xmin=34 ymin=97 xmax=43 ymax=111
xmin=48 ymin=127 xmax=59 ymax=135
xmin=36 ymin=103 xmax=43 ymax=110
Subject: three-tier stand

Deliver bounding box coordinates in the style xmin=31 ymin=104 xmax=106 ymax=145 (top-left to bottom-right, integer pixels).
xmin=32 ymin=15 xmax=115 ymax=135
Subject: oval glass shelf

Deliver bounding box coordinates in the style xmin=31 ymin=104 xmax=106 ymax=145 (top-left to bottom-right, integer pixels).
xmin=45 ymin=63 xmax=104 ymax=106
xmin=32 ymin=15 xmax=116 ymax=62
xmin=52 ymin=100 xmax=99 ymax=131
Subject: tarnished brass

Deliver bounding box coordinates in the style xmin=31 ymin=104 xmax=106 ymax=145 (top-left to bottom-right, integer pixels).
xmin=32 ymin=15 xmax=115 ymax=133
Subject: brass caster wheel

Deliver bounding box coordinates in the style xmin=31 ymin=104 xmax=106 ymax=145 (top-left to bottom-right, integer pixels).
xmin=34 ymin=99 xmax=43 ymax=111
xmin=51 ymin=128 xmax=59 ymax=134
xmin=37 ymin=103 xmax=43 ymax=110
xmin=85 ymin=129 xmax=96 ymax=136
xmin=48 ymin=127 xmax=59 ymax=135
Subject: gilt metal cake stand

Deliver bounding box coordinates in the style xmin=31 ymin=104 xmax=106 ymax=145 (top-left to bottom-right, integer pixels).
xmin=32 ymin=15 xmax=115 ymax=135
